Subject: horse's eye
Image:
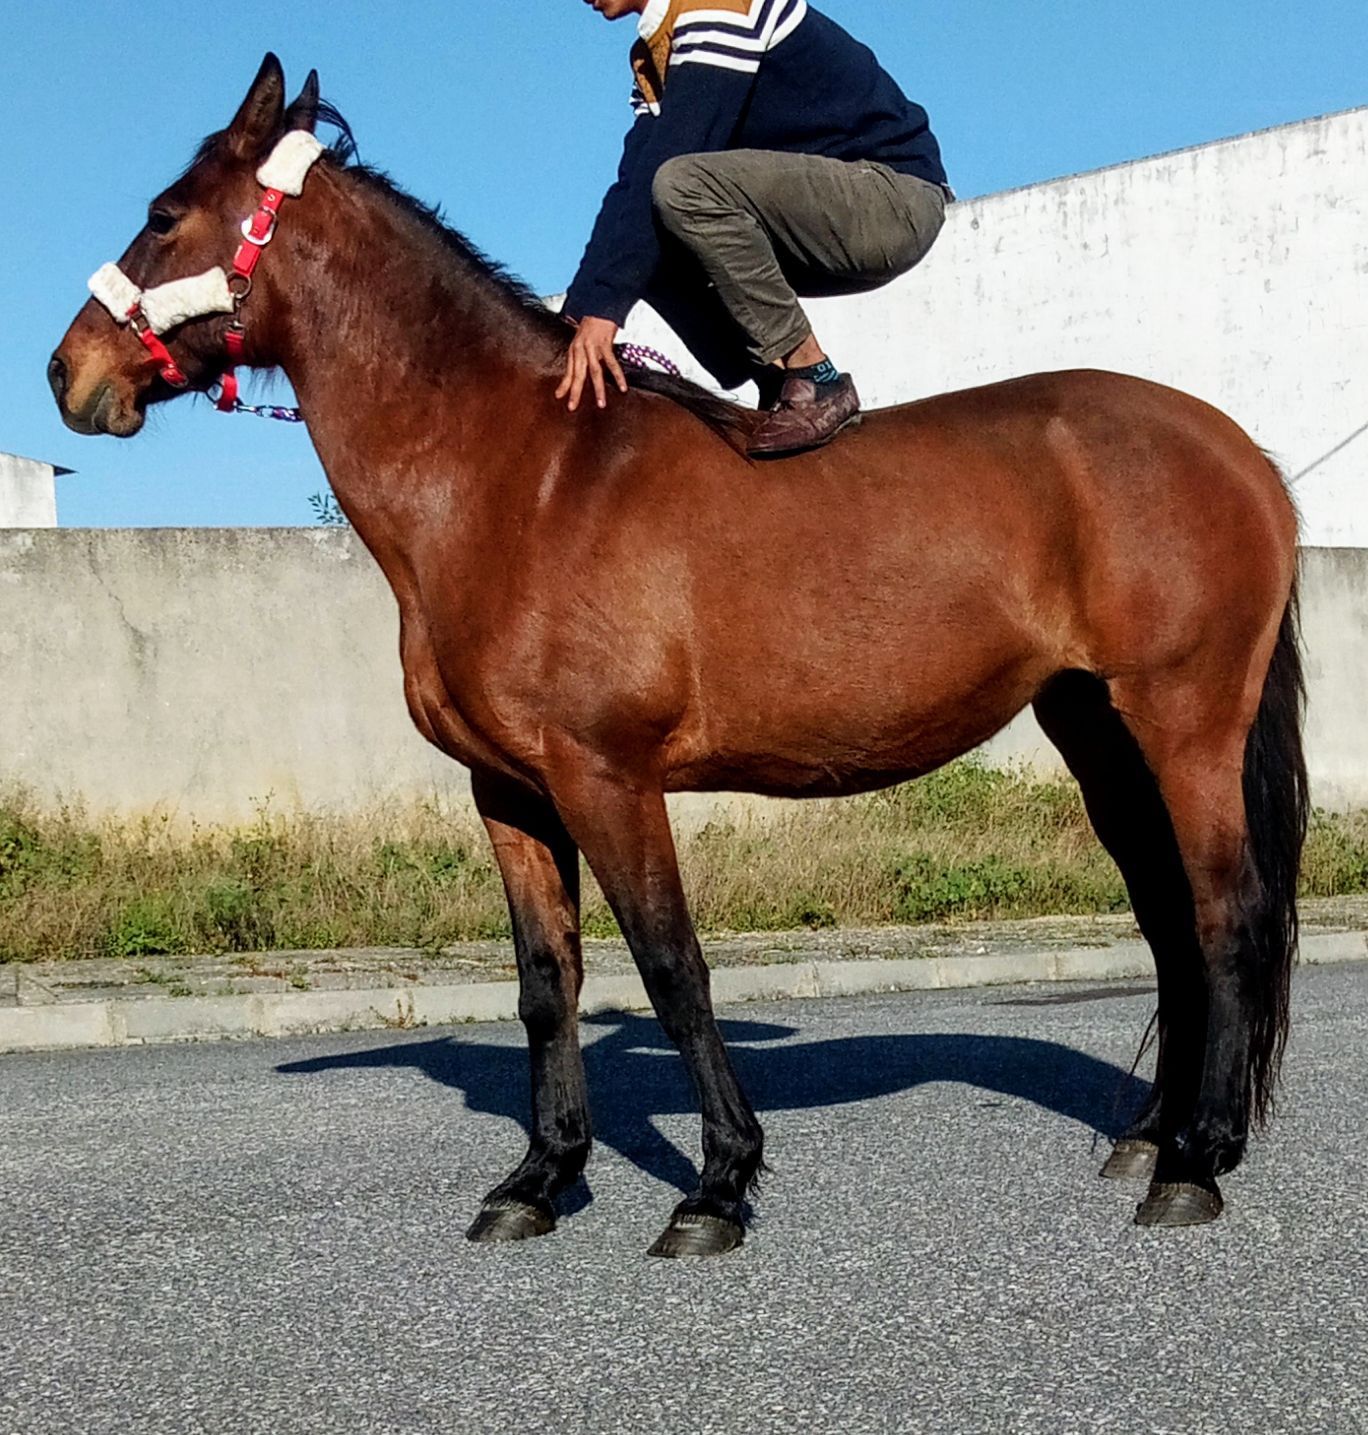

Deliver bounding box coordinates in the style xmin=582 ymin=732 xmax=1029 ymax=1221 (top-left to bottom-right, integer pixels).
xmin=146 ymin=210 xmax=179 ymax=236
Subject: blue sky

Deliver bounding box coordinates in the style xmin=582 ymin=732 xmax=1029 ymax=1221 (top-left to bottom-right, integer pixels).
xmin=3 ymin=1 xmax=1365 ymax=527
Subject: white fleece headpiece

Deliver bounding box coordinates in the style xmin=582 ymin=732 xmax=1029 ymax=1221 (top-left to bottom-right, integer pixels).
xmin=256 ymin=130 xmax=325 ymax=196
xmin=87 ymin=129 xmax=325 ymax=332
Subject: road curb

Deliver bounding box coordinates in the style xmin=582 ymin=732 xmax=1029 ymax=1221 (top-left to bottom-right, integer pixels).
xmin=1 ymin=931 xmax=1364 ymax=1056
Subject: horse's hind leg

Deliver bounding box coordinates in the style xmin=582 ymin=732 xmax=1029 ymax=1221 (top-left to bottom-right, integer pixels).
xmin=1034 ymin=673 xmax=1201 ymax=1184
xmin=466 ymin=772 xmax=592 ymax=1244
xmin=1106 ymin=666 xmax=1300 ymax=1228
xmin=1130 ymin=740 xmax=1255 ymax=1223
xmin=549 ymin=765 xmax=764 ymax=1259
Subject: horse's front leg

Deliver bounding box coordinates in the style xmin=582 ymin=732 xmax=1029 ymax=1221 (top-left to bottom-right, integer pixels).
xmin=465 ymin=771 xmax=592 ymax=1245
xmin=550 ymin=763 xmax=765 ymax=1259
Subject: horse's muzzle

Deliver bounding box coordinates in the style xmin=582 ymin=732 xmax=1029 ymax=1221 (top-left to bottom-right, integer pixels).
xmin=46 ymin=354 xmax=69 ymax=407
xmin=51 ymin=364 xmax=143 ymax=438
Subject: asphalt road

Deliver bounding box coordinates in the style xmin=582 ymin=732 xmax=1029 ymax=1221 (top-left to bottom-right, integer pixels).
xmin=3 ymin=966 xmax=1367 ymax=1435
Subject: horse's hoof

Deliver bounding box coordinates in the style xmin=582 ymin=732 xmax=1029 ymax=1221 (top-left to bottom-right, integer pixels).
xmin=466 ymin=1200 xmax=555 ymax=1245
xmin=1100 ymin=1138 xmax=1160 ymax=1182
xmin=1134 ymin=1181 xmax=1224 ymax=1228
xmin=647 ymin=1212 xmax=745 ymax=1260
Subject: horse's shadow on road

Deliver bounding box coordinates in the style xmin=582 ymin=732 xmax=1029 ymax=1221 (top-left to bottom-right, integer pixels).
xmin=277 ymin=1009 xmax=1149 ymax=1202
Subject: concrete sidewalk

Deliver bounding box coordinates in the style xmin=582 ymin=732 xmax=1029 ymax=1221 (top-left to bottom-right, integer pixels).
xmin=3 ymin=899 xmax=1367 ymax=1055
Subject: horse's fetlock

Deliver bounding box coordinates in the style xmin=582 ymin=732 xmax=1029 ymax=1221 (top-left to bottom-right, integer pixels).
xmin=1172 ymin=1120 xmax=1247 ymax=1178
xmin=548 ymin=1133 xmax=593 ymax=1175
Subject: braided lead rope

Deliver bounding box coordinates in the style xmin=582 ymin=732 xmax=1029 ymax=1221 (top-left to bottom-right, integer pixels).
xmin=617 ymin=342 xmax=683 ymax=377
xmin=225 ymin=345 xmax=683 ymax=422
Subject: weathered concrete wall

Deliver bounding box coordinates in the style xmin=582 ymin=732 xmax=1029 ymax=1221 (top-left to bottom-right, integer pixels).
xmin=1296 ymin=549 xmax=1368 ymax=809
xmin=616 ymin=107 xmax=1368 ymax=547
xmin=0 ymin=455 xmax=58 ymax=528
xmin=0 ymin=530 xmax=1363 ymax=820
xmin=0 ymin=529 xmax=459 ymax=820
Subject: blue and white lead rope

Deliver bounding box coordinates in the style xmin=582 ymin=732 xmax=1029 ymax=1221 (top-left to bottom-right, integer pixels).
xmin=230 ymin=400 xmax=306 ymax=423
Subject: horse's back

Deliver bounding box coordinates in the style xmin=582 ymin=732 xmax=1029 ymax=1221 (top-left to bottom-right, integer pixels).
xmin=777 ymin=365 xmax=1296 ymax=628
xmin=643 ymin=366 xmax=1293 ymax=612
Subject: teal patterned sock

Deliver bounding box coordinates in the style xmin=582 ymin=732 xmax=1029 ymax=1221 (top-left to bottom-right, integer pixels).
xmin=788 ymin=357 xmax=841 ymax=389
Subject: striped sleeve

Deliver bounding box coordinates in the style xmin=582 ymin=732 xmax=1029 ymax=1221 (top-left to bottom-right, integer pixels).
xmin=630 ymin=78 xmax=655 ymax=119
xmin=565 ymin=58 xmax=756 ymax=324
xmin=670 ymin=0 xmax=808 ymax=75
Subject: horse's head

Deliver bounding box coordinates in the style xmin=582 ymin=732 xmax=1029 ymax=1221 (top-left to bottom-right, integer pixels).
xmin=49 ymin=54 xmax=322 ymax=436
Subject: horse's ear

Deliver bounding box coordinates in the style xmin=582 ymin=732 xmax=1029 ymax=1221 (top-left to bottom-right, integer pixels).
xmin=226 ymin=53 xmax=287 ymax=159
xmin=283 ymin=69 xmax=321 ymax=135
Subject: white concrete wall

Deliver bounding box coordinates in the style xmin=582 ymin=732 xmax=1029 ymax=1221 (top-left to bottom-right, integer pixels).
xmin=618 ymin=107 xmax=1368 ymax=547
xmin=0 ymin=529 xmax=456 ymax=822
xmin=0 ymin=531 xmax=1363 ymax=821
xmin=0 ymin=454 xmax=58 ymax=528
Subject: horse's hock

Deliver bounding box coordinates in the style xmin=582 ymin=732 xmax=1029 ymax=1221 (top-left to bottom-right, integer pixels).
xmin=0 ymin=528 xmax=1363 ymax=822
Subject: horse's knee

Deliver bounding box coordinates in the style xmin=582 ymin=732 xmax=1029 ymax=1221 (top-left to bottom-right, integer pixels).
xmin=516 ymin=946 xmax=577 ymax=1038
xmin=643 ymin=954 xmax=716 ymax=1044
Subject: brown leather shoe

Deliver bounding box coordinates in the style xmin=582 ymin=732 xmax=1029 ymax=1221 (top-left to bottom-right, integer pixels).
xmin=748 ymin=373 xmax=862 ymax=458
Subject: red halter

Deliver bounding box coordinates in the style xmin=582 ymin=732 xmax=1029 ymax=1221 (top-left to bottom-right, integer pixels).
xmin=104 ymin=182 xmax=292 ymax=407
xmin=212 ymin=185 xmax=288 ymax=411
xmin=125 ymin=310 xmax=190 ymax=389
xmin=89 ymin=129 xmax=322 ymax=420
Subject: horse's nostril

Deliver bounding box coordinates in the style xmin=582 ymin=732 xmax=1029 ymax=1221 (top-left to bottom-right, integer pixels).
xmin=47 ymin=355 xmax=69 ymax=405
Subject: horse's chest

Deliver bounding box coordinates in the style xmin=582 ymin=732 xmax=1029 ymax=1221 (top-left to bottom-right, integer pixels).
xmin=395 ymin=605 xmax=546 ymax=784
xmin=395 ymin=610 xmax=502 ymax=768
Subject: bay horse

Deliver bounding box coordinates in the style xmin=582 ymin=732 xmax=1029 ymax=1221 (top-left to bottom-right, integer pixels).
xmin=50 ymin=56 xmax=1307 ymax=1258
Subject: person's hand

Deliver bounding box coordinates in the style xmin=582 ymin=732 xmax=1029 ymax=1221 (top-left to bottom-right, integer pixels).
xmin=557 ymin=316 xmax=628 ymax=412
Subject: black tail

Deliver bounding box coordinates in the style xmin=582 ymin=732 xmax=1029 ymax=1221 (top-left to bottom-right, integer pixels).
xmin=1241 ymin=570 xmax=1309 ymax=1126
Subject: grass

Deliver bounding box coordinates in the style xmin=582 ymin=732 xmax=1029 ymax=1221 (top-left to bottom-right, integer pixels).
xmin=2 ymin=762 xmax=1367 ymax=963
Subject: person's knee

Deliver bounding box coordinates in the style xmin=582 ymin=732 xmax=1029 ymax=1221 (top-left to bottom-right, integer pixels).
xmin=652 ymin=154 xmax=712 ymax=232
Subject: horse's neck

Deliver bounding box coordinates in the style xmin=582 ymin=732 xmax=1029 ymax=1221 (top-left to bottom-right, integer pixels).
xmin=266 ymin=168 xmax=559 ymax=539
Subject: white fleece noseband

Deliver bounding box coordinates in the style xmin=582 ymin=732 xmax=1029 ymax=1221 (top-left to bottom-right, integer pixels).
xmin=88 ymin=264 xmax=236 ymax=334
xmin=87 ymin=130 xmax=325 ymax=332
xmin=87 ymin=263 xmax=145 ymax=325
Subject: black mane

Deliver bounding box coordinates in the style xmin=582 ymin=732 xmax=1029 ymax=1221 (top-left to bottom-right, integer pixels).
xmin=190 ymin=102 xmax=753 ymax=449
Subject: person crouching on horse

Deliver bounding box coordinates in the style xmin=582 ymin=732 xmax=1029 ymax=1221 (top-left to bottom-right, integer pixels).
xmin=559 ymin=0 xmax=950 ymax=457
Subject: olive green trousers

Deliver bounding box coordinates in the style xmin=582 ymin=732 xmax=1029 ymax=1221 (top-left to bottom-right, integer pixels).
xmin=648 ymin=148 xmax=948 ymax=387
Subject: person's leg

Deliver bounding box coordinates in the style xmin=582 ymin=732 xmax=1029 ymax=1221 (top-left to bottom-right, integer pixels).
xmin=640 ymin=263 xmax=757 ymax=393
xmin=652 ymin=150 xmax=947 ymax=373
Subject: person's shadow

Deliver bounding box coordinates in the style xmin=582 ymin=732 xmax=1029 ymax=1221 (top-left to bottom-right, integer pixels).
xmin=277 ymin=1010 xmax=1150 ymax=1204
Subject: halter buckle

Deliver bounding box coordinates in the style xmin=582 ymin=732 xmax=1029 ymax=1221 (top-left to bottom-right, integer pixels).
xmin=240 ymin=211 xmax=278 ymax=246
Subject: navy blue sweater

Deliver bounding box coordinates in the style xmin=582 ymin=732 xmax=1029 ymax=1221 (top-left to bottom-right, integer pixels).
xmin=565 ymin=0 xmax=947 ymax=327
